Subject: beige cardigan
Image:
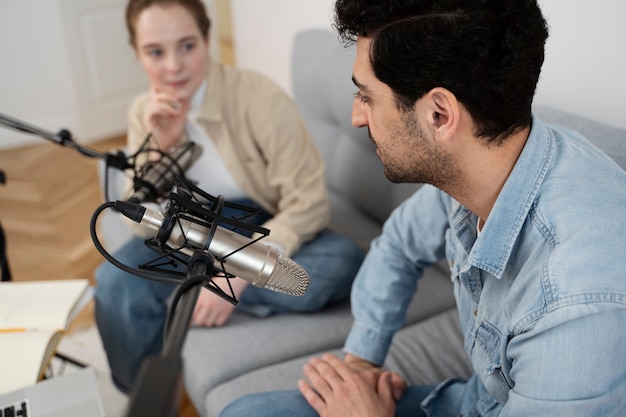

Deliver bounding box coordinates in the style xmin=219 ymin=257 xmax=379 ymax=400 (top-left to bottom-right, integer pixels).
xmin=126 ymin=58 xmax=330 ymax=255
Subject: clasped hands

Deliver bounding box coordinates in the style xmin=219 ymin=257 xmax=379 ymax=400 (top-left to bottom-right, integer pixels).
xmin=298 ymin=353 xmax=407 ymax=417
xmin=191 ymin=273 xmax=407 ymax=417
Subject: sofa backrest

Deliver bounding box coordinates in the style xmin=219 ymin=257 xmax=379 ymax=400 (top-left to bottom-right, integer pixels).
xmin=534 ymin=106 xmax=626 ymax=170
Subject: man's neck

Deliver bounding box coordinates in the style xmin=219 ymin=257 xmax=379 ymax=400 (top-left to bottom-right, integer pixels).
xmin=447 ymin=126 xmax=531 ymax=222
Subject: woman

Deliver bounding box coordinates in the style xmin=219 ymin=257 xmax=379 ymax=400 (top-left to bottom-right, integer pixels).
xmin=94 ymin=0 xmax=364 ymax=394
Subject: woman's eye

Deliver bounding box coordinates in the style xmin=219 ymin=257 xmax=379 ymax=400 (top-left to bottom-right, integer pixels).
xmin=147 ymin=48 xmax=163 ymax=58
xmin=181 ymin=42 xmax=196 ymax=52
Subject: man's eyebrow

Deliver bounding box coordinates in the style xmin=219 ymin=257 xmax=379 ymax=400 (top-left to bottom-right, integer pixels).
xmin=352 ymin=76 xmax=373 ymax=95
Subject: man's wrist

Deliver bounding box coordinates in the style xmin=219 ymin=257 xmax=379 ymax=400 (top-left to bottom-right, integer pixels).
xmin=344 ymin=353 xmax=377 ymax=369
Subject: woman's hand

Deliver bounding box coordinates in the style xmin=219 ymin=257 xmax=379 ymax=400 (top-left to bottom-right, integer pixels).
xmin=143 ymin=87 xmax=190 ymax=150
xmin=191 ymin=278 xmax=249 ymax=327
xmin=298 ymin=354 xmax=400 ymax=417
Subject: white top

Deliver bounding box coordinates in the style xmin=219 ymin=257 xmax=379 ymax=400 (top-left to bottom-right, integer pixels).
xmin=184 ymin=79 xmax=247 ymax=201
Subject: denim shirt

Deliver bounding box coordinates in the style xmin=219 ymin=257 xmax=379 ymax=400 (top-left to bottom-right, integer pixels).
xmin=344 ymin=115 xmax=626 ymax=416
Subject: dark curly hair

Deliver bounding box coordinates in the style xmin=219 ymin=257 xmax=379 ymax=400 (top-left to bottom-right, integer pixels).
xmin=334 ymin=0 xmax=549 ymax=144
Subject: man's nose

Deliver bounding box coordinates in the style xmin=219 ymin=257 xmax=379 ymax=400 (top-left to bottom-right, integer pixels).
xmin=351 ymin=99 xmax=367 ymax=128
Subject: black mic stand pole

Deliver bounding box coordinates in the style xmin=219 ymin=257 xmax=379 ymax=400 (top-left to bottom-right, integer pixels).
xmin=0 ymin=112 xmax=131 ymax=171
xmin=124 ymin=252 xmax=215 ymax=417
xmin=0 ymin=170 xmax=10 ymax=281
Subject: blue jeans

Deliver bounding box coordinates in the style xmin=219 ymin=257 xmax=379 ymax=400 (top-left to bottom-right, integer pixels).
xmin=218 ymin=386 xmax=439 ymax=417
xmin=94 ymin=201 xmax=364 ymax=393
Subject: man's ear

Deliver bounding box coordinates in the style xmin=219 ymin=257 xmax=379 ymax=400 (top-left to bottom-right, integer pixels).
xmin=425 ymin=87 xmax=459 ymax=142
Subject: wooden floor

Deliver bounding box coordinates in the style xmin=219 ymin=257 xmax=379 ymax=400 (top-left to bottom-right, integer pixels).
xmin=0 ymin=136 xmax=199 ymax=417
xmin=0 ymin=135 xmax=125 ymax=284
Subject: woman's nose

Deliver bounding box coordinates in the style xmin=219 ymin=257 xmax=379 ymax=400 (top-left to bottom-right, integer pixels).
xmin=165 ymin=54 xmax=183 ymax=73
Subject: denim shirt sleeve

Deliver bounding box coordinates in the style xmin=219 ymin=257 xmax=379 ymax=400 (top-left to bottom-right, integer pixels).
xmin=344 ymin=185 xmax=451 ymax=365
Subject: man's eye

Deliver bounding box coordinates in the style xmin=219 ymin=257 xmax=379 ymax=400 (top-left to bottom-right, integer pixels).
xmin=354 ymin=91 xmax=369 ymax=103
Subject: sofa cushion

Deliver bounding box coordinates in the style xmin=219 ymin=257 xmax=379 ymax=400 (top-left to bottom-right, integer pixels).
xmin=198 ymin=308 xmax=471 ymax=417
xmin=182 ymin=265 xmax=455 ymax=416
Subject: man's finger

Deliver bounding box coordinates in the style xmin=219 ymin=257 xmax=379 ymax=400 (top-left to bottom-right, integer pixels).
xmin=303 ymin=361 xmax=333 ymax=397
xmin=298 ymin=379 xmax=326 ymax=415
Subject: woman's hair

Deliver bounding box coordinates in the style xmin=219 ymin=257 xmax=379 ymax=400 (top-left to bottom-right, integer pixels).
xmin=126 ymin=0 xmax=212 ymax=47
xmin=334 ymin=0 xmax=549 ymax=144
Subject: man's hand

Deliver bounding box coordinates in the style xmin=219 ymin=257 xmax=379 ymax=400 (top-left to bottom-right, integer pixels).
xmin=298 ymin=354 xmax=400 ymax=417
xmin=191 ymin=278 xmax=249 ymax=327
xmin=344 ymin=353 xmax=407 ymax=401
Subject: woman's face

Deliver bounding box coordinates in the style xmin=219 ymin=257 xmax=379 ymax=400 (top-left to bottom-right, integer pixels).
xmin=134 ymin=4 xmax=209 ymax=100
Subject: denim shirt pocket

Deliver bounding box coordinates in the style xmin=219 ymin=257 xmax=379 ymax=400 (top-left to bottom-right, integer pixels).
xmin=471 ymin=319 xmax=512 ymax=410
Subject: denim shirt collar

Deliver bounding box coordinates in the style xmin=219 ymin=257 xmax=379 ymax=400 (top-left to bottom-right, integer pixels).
xmin=467 ymin=115 xmax=555 ymax=278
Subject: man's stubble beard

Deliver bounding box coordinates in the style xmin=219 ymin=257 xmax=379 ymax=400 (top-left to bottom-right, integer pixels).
xmin=380 ymin=111 xmax=461 ymax=192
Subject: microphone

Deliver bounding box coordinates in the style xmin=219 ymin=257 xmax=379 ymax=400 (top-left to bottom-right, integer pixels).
xmin=127 ymin=141 xmax=202 ymax=204
xmin=114 ymin=201 xmax=310 ymax=296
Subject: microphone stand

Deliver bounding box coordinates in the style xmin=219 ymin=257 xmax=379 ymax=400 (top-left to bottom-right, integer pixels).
xmin=0 ymin=112 xmax=131 ymax=171
xmin=0 ymin=112 xmax=130 ymax=280
xmin=2 ymin=111 xmax=223 ymax=414
xmin=0 ymin=169 xmax=10 ymax=281
xmin=124 ymin=251 xmax=215 ymax=417
xmin=2 ymin=112 xmax=262 ymax=414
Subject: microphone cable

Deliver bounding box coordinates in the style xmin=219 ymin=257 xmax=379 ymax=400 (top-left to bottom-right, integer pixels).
xmin=90 ymin=175 xmax=271 ymax=305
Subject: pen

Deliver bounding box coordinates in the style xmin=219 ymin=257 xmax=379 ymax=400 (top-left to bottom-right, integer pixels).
xmin=0 ymin=327 xmax=36 ymax=333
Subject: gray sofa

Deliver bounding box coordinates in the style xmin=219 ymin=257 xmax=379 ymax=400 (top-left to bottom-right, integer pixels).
xmin=179 ymin=29 xmax=626 ymax=417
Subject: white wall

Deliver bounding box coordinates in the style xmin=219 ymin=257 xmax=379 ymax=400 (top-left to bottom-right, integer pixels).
xmin=1 ymin=0 xmax=624 ymax=152
xmin=0 ymin=1 xmax=81 ymax=149
xmin=535 ymin=0 xmax=626 ymax=129
xmin=231 ymin=0 xmax=334 ymax=97
xmin=231 ymin=0 xmax=626 ymax=130
xmin=0 ymin=0 xmax=217 ymax=150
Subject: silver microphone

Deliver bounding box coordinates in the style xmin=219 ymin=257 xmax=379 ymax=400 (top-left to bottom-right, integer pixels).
xmin=126 ymin=141 xmax=202 ymax=203
xmin=116 ymin=202 xmax=310 ymax=296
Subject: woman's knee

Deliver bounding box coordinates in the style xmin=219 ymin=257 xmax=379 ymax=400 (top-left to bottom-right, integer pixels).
xmin=294 ymin=231 xmax=364 ymax=280
xmin=94 ymin=261 xmax=125 ymax=301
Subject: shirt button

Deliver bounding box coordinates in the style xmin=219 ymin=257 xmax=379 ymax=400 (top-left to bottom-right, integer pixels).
xmin=473 ymin=309 xmax=478 ymax=316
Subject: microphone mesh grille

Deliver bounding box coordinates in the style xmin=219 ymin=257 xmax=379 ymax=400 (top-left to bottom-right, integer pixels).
xmin=264 ymin=252 xmax=310 ymax=296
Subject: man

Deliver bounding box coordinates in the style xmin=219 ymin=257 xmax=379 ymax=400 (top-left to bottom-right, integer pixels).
xmin=220 ymin=1 xmax=626 ymax=416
